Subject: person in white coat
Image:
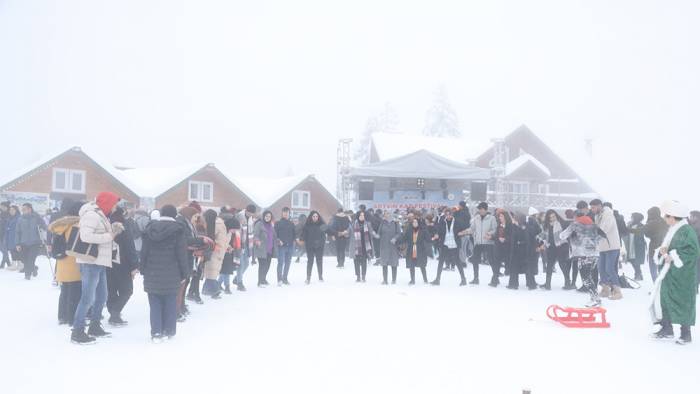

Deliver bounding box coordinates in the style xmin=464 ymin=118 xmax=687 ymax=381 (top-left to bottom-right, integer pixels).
xmin=70 ymin=192 xmax=123 ymax=345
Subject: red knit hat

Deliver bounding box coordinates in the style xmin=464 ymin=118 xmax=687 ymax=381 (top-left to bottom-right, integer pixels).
xmin=188 ymin=201 xmax=202 ymax=214
xmin=576 ymin=215 xmax=593 ymax=225
xmin=96 ymin=192 xmax=120 ymax=215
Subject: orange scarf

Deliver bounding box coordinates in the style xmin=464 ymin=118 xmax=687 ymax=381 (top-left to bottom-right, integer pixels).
xmin=412 ymin=230 xmax=418 ymax=259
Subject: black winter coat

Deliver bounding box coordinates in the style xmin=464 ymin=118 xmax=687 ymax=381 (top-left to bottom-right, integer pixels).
xmin=302 ymin=222 xmax=326 ymax=250
xmin=510 ymin=225 xmax=534 ymax=275
xmin=436 ymin=218 xmax=460 ymax=249
xmin=397 ymin=228 xmax=430 ymax=268
xmin=275 ymin=218 xmax=296 ymax=247
xmin=140 ymin=219 xmax=189 ymax=295
xmin=112 ymin=225 xmax=138 ymax=274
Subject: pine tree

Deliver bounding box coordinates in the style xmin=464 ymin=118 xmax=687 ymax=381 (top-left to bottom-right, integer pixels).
xmin=355 ymin=102 xmax=399 ymax=164
xmin=423 ymin=86 xmax=461 ymax=138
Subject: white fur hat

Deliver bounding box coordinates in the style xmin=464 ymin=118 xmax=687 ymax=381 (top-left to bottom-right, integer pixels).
xmin=528 ymin=207 xmax=539 ymax=216
xmin=660 ymin=200 xmax=689 ymax=218
xmin=150 ymin=209 xmax=161 ymax=221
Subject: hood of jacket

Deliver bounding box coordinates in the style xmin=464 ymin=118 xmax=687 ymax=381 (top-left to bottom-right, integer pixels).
xmin=49 ymin=216 xmax=80 ymax=235
xmin=647 ymin=206 xmax=662 ymax=221
xmin=144 ymin=218 xmax=183 ymax=243
xmin=79 ymin=201 xmax=100 ymax=217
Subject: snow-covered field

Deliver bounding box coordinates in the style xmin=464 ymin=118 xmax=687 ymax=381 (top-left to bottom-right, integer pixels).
xmin=0 ymin=256 xmax=697 ymax=394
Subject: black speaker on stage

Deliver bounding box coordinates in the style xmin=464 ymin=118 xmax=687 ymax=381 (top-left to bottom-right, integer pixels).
xmin=470 ymin=181 xmax=487 ymax=202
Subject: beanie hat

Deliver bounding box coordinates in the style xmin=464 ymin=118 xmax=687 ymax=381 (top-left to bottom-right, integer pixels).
xmin=188 ymin=201 xmax=202 ymax=214
xmin=576 ymin=215 xmax=593 ymax=225
xmin=96 ymin=192 xmax=120 ymax=215
xmin=179 ymin=206 xmax=197 ymax=220
xmin=160 ymin=205 xmax=178 ymax=219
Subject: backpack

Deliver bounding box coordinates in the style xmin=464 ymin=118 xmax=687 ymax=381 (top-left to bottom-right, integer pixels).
xmin=51 ymin=231 xmax=67 ymax=259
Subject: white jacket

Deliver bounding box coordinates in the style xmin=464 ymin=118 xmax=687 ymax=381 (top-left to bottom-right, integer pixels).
xmin=77 ymin=202 xmax=114 ymax=267
xmin=595 ymin=207 xmax=621 ymax=252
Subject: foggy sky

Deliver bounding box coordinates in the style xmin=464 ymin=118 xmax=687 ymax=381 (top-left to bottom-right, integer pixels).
xmin=1 ymin=0 xmax=698 ymax=216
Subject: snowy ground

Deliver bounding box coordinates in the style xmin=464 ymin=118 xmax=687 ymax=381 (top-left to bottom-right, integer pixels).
xmin=0 ymin=256 xmax=698 ymax=394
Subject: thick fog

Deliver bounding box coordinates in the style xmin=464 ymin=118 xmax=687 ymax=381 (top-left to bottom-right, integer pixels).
xmin=1 ymin=0 xmax=698 ymax=215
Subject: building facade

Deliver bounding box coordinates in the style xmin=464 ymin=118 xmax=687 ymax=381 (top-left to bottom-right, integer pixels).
xmin=0 ymin=147 xmax=140 ymax=210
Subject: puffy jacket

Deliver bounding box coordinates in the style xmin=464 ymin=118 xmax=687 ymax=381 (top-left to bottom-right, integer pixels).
xmin=140 ymin=218 xmax=188 ymax=294
xmin=48 ymin=216 xmax=81 ymax=283
xmin=595 ymin=207 xmax=621 ymax=252
xmin=77 ymin=202 xmax=114 ymax=267
xmin=16 ymin=212 xmax=46 ymax=247
xmin=560 ymin=221 xmax=604 ymax=258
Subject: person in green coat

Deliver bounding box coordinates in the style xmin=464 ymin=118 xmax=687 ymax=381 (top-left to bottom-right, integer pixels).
xmin=650 ymin=200 xmax=699 ymax=345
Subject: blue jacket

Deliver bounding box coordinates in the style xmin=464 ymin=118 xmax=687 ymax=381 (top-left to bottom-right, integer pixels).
xmin=16 ymin=212 xmax=47 ymax=247
xmin=5 ymin=215 xmax=19 ymax=249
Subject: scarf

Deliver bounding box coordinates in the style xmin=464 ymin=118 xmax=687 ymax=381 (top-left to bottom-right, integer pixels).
xmin=264 ymin=222 xmax=274 ymax=255
xmin=412 ymin=229 xmax=419 ymax=259
xmin=354 ymin=220 xmax=373 ymax=256
xmin=649 ymin=218 xmax=687 ymax=322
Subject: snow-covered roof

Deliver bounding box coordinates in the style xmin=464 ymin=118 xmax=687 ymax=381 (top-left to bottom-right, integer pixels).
xmin=0 ymin=146 xmax=139 ymax=198
xmin=0 ymin=146 xmax=78 ymax=189
xmin=369 ymin=132 xmax=489 ymax=163
xmin=231 ymin=174 xmax=311 ymax=208
xmin=351 ymin=149 xmax=490 ymax=180
xmin=115 ymin=164 xmax=208 ymax=198
xmin=504 ymin=153 xmax=551 ymax=177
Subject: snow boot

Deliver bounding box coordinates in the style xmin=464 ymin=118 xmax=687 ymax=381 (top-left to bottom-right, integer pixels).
xmin=459 ymin=279 xmax=467 ymax=287
xmin=677 ymin=326 xmax=692 ymax=345
xmin=599 ymin=284 xmax=611 ymax=298
xmin=108 ymin=314 xmax=128 ymax=327
xmin=469 ymin=278 xmax=479 ymax=285
xmin=71 ymin=329 xmax=96 ymax=345
xmin=585 ymin=297 xmax=602 ymax=308
xmin=430 ymin=279 xmax=440 ymax=286
xmin=151 ymin=333 xmax=164 ymax=344
xmin=609 ymin=286 xmax=623 ymax=300
xmin=653 ymin=321 xmax=674 ymax=340
xmin=87 ymin=322 xmax=112 ymax=338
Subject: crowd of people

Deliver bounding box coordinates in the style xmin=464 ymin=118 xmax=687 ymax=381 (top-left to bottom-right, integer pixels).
xmin=0 ymin=194 xmax=698 ymax=346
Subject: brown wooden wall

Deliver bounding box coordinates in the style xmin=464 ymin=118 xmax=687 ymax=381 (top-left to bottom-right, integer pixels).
xmin=265 ymin=177 xmax=342 ymax=221
xmin=1 ymin=149 xmax=140 ymax=204
xmin=155 ymin=165 xmax=254 ymax=210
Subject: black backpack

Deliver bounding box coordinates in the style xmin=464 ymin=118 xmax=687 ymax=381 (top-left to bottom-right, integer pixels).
xmin=51 ymin=232 xmax=67 ymax=259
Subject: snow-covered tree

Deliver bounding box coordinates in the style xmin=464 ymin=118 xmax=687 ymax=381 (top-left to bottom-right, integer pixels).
xmin=355 ymin=102 xmax=399 ymax=164
xmin=423 ymin=86 xmax=461 ymax=138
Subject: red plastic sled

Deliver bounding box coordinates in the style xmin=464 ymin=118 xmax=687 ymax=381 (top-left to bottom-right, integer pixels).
xmin=546 ymin=305 xmax=610 ymax=328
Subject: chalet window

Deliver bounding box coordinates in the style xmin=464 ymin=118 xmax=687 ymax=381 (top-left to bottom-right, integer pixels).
xmin=510 ymin=181 xmax=529 ymax=195
xmin=537 ymin=184 xmax=549 ymax=195
xmin=52 ymin=168 xmax=85 ymax=194
xmin=292 ymin=190 xmax=311 ymax=210
xmin=358 ymin=181 xmax=374 ymax=200
xmin=189 ymin=181 xmax=214 ymax=203
xmin=416 ymin=178 xmax=425 ymax=189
